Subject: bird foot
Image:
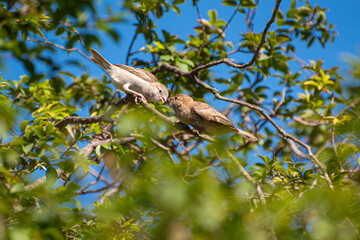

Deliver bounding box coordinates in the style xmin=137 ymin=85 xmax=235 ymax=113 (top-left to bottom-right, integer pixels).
xmin=134 ymin=94 xmax=147 ymax=104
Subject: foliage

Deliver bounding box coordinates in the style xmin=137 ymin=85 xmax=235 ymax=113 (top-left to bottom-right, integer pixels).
xmin=0 ymin=0 xmax=359 ymax=239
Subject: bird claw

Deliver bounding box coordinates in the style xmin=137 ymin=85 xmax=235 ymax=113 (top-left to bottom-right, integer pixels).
xmin=134 ymin=94 xmax=147 ymax=104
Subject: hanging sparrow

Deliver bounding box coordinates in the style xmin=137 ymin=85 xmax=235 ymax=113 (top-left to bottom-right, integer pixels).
xmin=168 ymin=94 xmax=258 ymax=141
xmin=90 ymin=48 xmax=168 ymax=103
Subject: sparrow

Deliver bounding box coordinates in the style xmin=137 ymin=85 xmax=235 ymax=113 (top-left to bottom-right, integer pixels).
xmin=168 ymin=94 xmax=258 ymax=141
xmin=90 ymin=48 xmax=168 ymax=103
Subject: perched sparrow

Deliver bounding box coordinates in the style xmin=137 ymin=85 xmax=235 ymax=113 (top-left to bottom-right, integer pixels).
xmin=90 ymin=48 xmax=168 ymax=103
xmin=169 ymin=94 xmax=258 ymax=141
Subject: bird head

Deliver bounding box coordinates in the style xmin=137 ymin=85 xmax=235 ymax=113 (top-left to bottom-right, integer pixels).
xmin=168 ymin=94 xmax=193 ymax=108
xmin=155 ymin=82 xmax=169 ymax=103
xmin=147 ymin=82 xmax=169 ymax=103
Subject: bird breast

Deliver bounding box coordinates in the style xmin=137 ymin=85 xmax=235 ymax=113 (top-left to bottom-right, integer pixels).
xmin=173 ymin=104 xmax=194 ymax=126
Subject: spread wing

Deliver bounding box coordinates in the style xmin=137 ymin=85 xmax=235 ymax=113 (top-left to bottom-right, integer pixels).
xmin=114 ymin=64 xmax=158 ymax=83
xmin=192 ymin=102 xmax=236 ymax=129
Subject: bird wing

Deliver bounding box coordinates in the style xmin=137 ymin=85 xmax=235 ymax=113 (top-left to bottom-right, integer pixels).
xmin=192 ymin=102 xmax=236 ymax=128
xmin=114 ymin=64 xmax=158 ymax=83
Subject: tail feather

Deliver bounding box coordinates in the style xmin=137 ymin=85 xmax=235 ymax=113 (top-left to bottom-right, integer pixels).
xmin=90 ymin=48 xmax=111 ymax=71
xmin=237 ymin=128 xmax=258 ymax=142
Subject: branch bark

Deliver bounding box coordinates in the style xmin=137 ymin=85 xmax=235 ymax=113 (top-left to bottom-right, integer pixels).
xmin=55 ymin=98 xmax=128 ymax=128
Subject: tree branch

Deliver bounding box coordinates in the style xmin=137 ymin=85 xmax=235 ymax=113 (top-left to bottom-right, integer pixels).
xmin=28 ymin=37 xmax=92 ymax=61
xmin=227 ymin=150 xmax=267 ymax=205
xmin=202 ymin=3 xmax=241 ymax=47
xmin=55 ymin=98 xmax=128 ymax=128
xmin=337 ymin=96 xmax=360 ymax=117
xmin=140 ymin=102 xmax=215 ymax=142
xmin=189 ymin=0 xmax=282 ymax=74
xmin=81 ymin=137 xmax=136 ymax=159
xmin=126 ymin=31 xmax=139 ymax=65
xmin=292 ymin=117 xmax=329 ymax=126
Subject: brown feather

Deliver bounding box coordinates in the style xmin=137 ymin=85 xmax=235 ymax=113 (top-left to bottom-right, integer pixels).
xmin=192 ymin=102 xmax=237 ymax=130
xmin=113 ymin=64 xmax=158 ymax=83
xmin=169 ymin=94 xmax=256 ymax=138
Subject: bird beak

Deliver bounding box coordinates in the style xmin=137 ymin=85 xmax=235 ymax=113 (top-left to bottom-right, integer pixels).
xmin=168 ymin=97 xmax=173 ymax=102
xmin=160 ymin=96 xmax=166 ymax=103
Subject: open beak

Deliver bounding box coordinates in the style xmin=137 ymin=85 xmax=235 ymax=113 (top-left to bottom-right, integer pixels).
xmin=160 ymin=96 xmax=166 ymax=103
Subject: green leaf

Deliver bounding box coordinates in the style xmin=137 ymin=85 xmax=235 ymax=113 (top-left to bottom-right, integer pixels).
xmin=20 ymin=120 xmax=30 ymax=132
xmin=257 ymin=54 xmax=272 ymax=61
xmin=154 ymin=41 xmax=165 ymax=50
xmin=35 ymin=28 xmax=46 ymax=40
xmin=22 ymin=30 xmax=28 ymax=43
xmin=160 ymin=55 xmax=172 ymax=61
xmin=34 ymin=126 xmax=44 ymax=137
xmin=46 ymin=167 xmax=58 ymax=183
xmin=208 ymin=10 xmax=218 ymax=25
xmin=95 ymin=145 xmax=102 ymax=158
xmin=240 ymin=0 xmax=257 ymax=8
xmin=222 ymin=0 xmax=237 ymax=6
xmin=303 ymin=80 xmax=320 ymax=88
xmin=10 ymin=184 xmax=25 ymax=194
xmin=179 ymin=58 xmax=195 ymax=67
xmin=22 ymin=143 xmax=34 ymax=154
xmin=55 ymin=26 xmax=66 ymax=36
xmin=176 ymin=61 xmax=189 ymax=72
xmin=256 ymin=154 xmax=270 ymax=164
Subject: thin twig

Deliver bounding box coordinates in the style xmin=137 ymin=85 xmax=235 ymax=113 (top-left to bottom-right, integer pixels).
xmin=126 ymin=31 xmax=138 ymax=65
xmin=337 ymin=96 xmax=360 ymax=117
xmin=27 ymin=37 xmax=92 ymax=61
xmin=182 ymin=0 xmax=282 ymax=74
xmin=292 ymin=117 xmax=329 ymax=126
xmin=55 ymin=98 xmax=128 ymax=128
xmin=141 ymin=102 xmax=215 ymax=142
xmin=81 ymin=137 xmax=136 ymax=159
xmin=203 ymin=3 xmax=241 ymax=47
xmin=194 ymin=1 xmax=206 ymax=44
xmin=226 ymin=150 xmax=266 ymax=205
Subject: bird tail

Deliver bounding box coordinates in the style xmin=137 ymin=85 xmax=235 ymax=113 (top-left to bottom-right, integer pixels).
xmin=237 ymin=128 xmax=258 ymax=142
xmin=90 ymin=48 xmax=111 ymax=71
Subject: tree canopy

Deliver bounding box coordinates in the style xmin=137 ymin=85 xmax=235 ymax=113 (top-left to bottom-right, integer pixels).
xmin=0 ymin=0 xmax=360 ymax=239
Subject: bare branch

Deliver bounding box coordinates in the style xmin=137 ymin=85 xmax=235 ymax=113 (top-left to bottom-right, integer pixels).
xmin=28 ymin=37 xmax=92 ymax=61
xmin=226 ymin=150 xmax=266 ymax=205
xmin=55 ymin=98 xmax=128 ymax=128
xmin=25 ymin=168 xmax=66 ymax=191
xmin=288 ymin=141 xmax=310 ymax=160
xmin=292 ymin=117 xmax=329 ymax=126
xmin=82 ymin=137 xmax=136 ymax=159
xmin=186 ymin=162 xmax=222 ymax=177
xmin=190 ymin=0 xmax=282 ymax=74
xmin=337 ymin=96 xmax=360 ymax=117
xmin=55 ymin=116 xmax=105 ymax=129
xmin=203 ymin=3 xmax=241 ymax=47
xmin=126 ymin=31 xmax=139 ymax=65
xmin=141 ymin=102 xmax=215 ymax=142
xmin=152 ymin=0 xmax=281 ymax=75
xmin=77 ymin=181 xmax=118 ymax=194
xmin=151 ymin=0 xmax=281 ymax=81
xmin=194 ymin=1 xmax=206 ymax=44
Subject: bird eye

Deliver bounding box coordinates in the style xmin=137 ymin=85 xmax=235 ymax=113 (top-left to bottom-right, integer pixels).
xmin=175 ymin=97 xmax=178 ymax=100
xmin=159 ymin=90 xmax=162 ymax=93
